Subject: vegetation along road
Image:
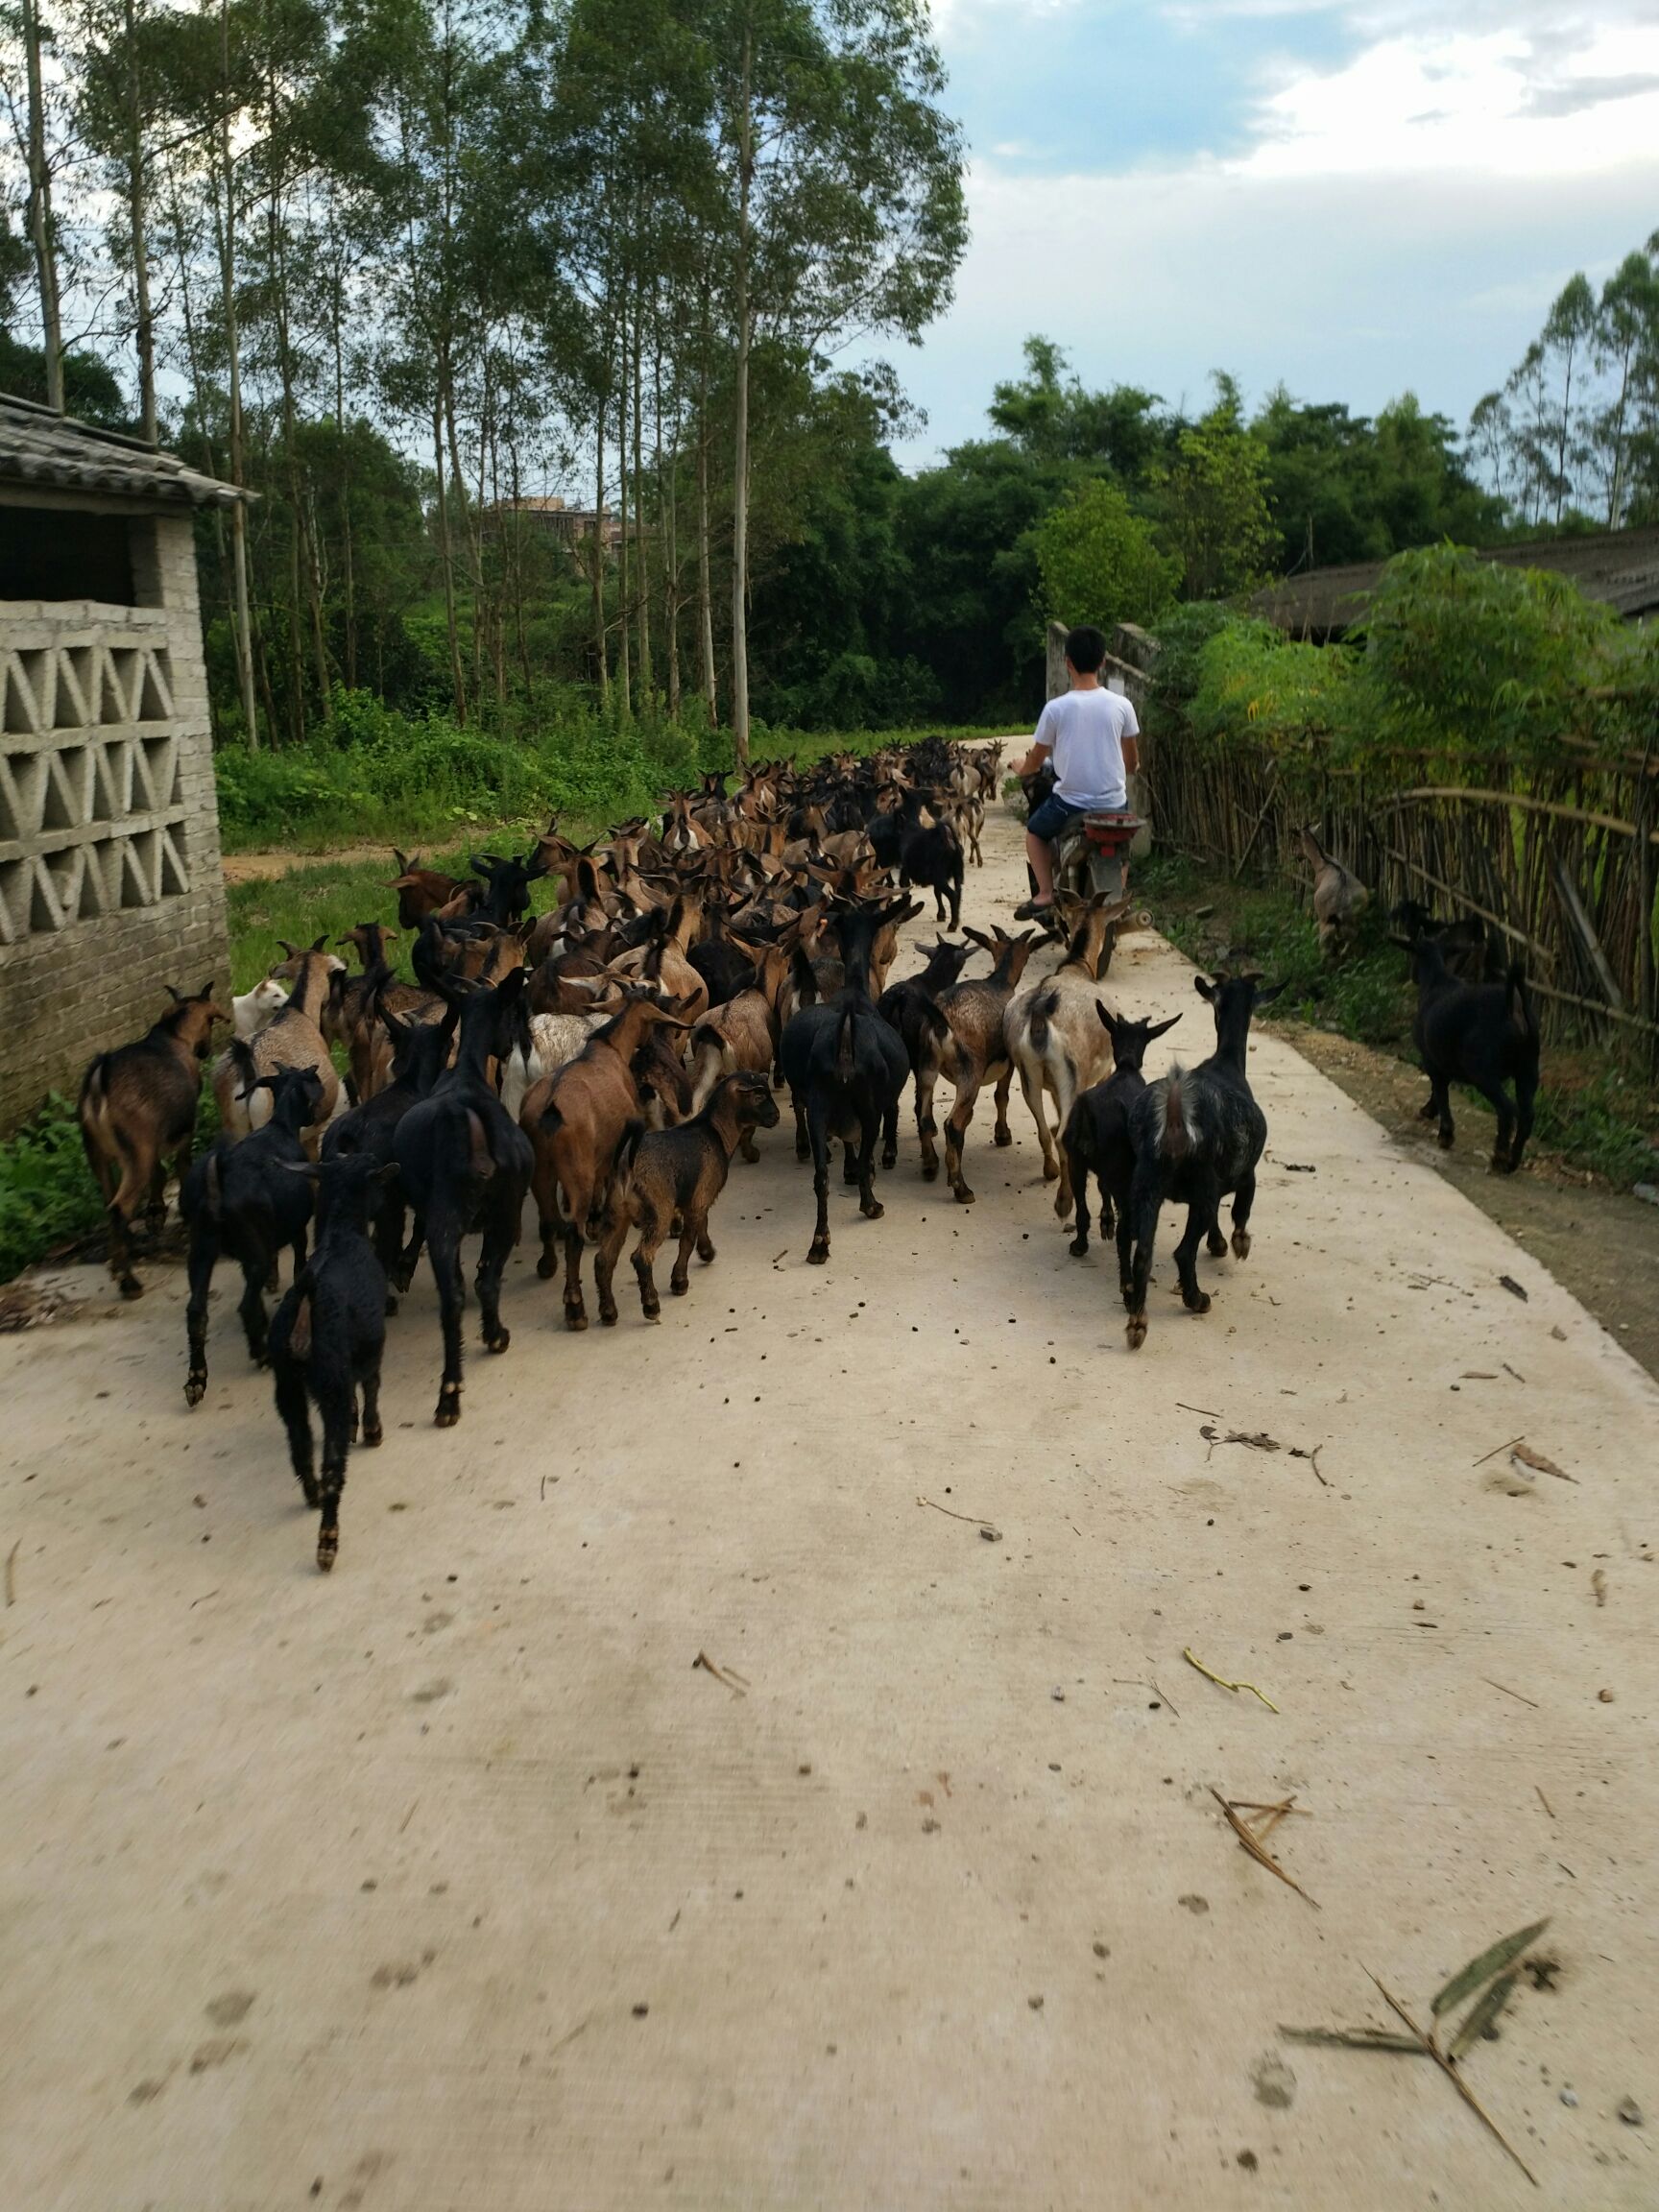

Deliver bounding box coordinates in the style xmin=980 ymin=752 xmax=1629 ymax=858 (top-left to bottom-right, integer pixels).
xmin=3 ymin=800 xmax=1655 ymax=2211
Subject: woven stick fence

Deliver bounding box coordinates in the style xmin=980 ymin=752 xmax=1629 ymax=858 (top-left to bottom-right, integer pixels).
xmin=1142 ymin=725 xmax=1659 ymax=1059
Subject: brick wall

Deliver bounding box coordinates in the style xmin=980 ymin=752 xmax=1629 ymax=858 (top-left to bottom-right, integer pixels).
xmin=0 ymin=509 xmax=229 ymax=1132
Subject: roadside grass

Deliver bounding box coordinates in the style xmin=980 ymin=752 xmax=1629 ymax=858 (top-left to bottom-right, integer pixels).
xmin=1135 ymin=851 xmax=1659 ymax=1190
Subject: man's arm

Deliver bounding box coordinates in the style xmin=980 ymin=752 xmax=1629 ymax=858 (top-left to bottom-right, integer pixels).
xmin=1121 ymin=735 xmax=1140 ymax=775
xmin=1017 ymin=702 xmax=1055 ymax=780
xmin=1120 ymin=696 xmax=1141 ymax=780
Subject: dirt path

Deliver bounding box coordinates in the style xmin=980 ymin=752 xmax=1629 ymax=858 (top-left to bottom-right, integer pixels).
xmin=4 ymin=805 xmax=1657 ymax=2211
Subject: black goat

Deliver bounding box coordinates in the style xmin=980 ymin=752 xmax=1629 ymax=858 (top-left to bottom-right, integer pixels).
xmin=470 ymin=850 xmax=543 ymax=926
xmin=780 ymin=896 xmax=919 ymax=1264
xmin=1390 ymin=901 xmax=1505 ymax=985
xmin=1122 ymin=974 xmax=1284 ymax=1349
xmin=1062 ymin=1006 xmax=1183 ymax=1294
xmin=393 ymin=970 xmax=535 ymax=1426
xmin=1402 ymin=936 xmax=1540 ymax=1172
xmin=324 ymin=995 xmax=455 ymax=1307
xmin=180 ymin=1061 xmax=325 ymax=1407
xmin=269 ymin=1150 xmax=395 ymax=1572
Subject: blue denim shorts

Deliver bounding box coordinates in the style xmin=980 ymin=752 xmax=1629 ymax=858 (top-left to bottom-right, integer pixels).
xmin=1027 ymin=792 xmax=1086 ymax=841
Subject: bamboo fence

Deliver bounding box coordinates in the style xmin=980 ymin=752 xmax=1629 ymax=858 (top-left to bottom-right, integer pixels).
xmin=1141 ymin=724 xmax=1659 ymax=1057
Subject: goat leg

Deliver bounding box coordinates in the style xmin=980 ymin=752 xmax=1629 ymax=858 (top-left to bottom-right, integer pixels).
xmin=880 ymin=1089 xmax=899 ymax=1171
xmin=806 ymin=1098 xmax=832 ymax=1264
xmin=1123 ymin=1159 xmax=1160 ymax=1349
xmin=183 ymin=1226 xmax=217 ymax=1406
xmin=992 ymin=1064 xmax=1013 ymax=1147
xmin=474 ymin=1200 xmax=515 ymax=1353
xmin=427 ymin=1214 xmax=467 ymax=1426
xmin=1230 ymin=1170 xmax=1257 ymax=1259
xmin=1173 ymin=1195 xmax=1214 ymax=1314
xmin=915 ymin=1070 xmax=939 ymax=1182
xmin=560 ymin=1221 xmax=589 ymax=1331
xmin=1066 ymin=1142 xmax=1091 ymax=1258
xmin=237 ymin=1246 xmax=273 ymax=1367
xmin=856 ymin=1114 xmax=884 ymax=1221
xmin=314 ymin=1373 xmax=353 ymax=1572
xmin=669 ymin=1214 xmax=701 ymax=1296
xmin=359 ymin=1358 xmax=383 ymax=1449
xmin=595 ymin=1212 xmax=630 ymax=1325
xmin=273 ymin=1358 xmax=319 ymax=1507
xmin=792 ymin=1091 xmax=810 ymax=1163
xmin=1206 ymin=1217 xmax=1228 ymax=1258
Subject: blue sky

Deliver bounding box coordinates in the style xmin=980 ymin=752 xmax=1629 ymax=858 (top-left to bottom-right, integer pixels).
xmin=878 ymin=0 xmax=1659 ymax=465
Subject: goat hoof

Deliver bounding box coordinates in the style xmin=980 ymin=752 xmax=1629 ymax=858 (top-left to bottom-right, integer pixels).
xmin=316 ymin=1533 xmax=338 ymax=1573
xmin=536 ymin=1253 xmax=557 ymax=1280
xmin=952 ymin=1185 xmax=975 ymax=1206
xmin=118 ymin=1274 xmax=143 ymax=1301
xmin=1125 ymin=1313 xmax=1147 ymax=1350
xmin=1185 ymin=1291 xmax=1213 ymax=1316
xmin=564 ymin=1309 xmax=589 ymax=1333
xmin=362 ymin=1422 xmax=383 ymax=1448
xmin=434 ymin=1397 xmax=461 ymax=1430
xmin=1437 ymin=1129 xmax=1455 ymax=1150
xmin=993 ymin=1127 xmax=1013 ymax=1149
xmin=880 ymin=1149 xmax=897 ymax=1170
xmin=861 ymin=1198 xmax=884 ymax=1221
xmin=806 ymin=1243 xmax=830 ymax=1266
xmin=485 ymin=1328 xmax=511 ymax=1353
xmin=920 ymin=1162 xmax=938 ymax=1183
xmin=183 ymin=1374 xmax=205 ymax=1407
xmin=1417 ymin=1098 xmax=1437 ymax=1120
xmin=1041 ymin=1157 xmax=1058 ymax=1181
xmin=1069 ymin=1237 xmax=1088 ymax=1260
xmin=1231 ymin=1230 xmax=1252 ymax=1261
xmin=599 ymin=1308 xmax=618 ymax=1326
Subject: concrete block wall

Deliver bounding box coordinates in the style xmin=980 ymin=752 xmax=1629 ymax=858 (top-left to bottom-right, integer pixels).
xmin=0 ymin=510 xmax=228 ymax=1131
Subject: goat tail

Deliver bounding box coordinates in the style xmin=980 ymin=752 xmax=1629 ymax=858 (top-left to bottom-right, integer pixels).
xmin=835 ymin=1003 xmax=857 ymax=1082
xmin=1028 ymin=985 xmax=1059 ymax=1057
xmin=203 ymin=1147 xmax=223 ymax=1225
xmin=228 ymin=1035 xmax=259 ymax=1106
xmin=1161 ymin=1069 xmax=1190 ymax=1162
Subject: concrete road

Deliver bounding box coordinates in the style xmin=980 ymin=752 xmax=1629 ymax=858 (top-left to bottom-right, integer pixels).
xmin=4 ymin=803 xmax=1657 ymax=2212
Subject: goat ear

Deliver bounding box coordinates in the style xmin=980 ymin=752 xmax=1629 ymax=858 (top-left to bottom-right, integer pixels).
xmin=1094 ymin=1000 xmax=1118 ymax=1034
xmin=309 ymin=934 xmax=327 ymax=954
xmin=1146 ymin=1012 xmax=1183 ymax=1040
xmin=1254 ymin=980 xmax=1289 ymax=1006
xmin=163 ymin=983 xmax=183 ymax=1002
xmin=1193 ymin=974 xmax=1217 ymax=1002
xmin=392 ymin=850 xmax=408 ymax=873
xmin=276 ymin=940 xmax=298 ymax=959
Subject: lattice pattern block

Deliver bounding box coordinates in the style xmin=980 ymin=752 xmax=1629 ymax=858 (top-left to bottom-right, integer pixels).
xmin=0 ymin=824 xmax=191 ymax=945
xmin=0 ymin=638 xmax=174 ymax=736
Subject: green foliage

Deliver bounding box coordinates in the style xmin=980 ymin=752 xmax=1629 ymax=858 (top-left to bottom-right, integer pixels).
xmin=1359 ymin=543 xmax=1628 ymax=762
xmin=0 ymin=1097 xmax=107 ymax=1283
xmin=1184 ymin=617 xmax=1362 ymax=754
xmin=1154 ymin=382 xmax=1276 ymax=601
xmin=1033 ymin=479 xmax=1180 ymax=636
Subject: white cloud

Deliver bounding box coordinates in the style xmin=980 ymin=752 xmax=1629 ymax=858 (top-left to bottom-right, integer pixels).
xmin=1242 ymin=24 xmax=1659 ymax=176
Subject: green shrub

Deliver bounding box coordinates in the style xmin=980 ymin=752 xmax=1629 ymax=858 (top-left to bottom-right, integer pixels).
xmin=0 ymin=1096 xmax=107 ymax=1281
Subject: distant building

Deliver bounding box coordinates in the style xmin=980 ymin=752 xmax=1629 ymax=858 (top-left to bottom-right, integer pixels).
xmin=1252 ymin=524 xmax=1659 ymax=642
xmin=493 ymin=496 xmax=625 ymax=553
xmin=0 ymin=393 xmax=237 ymax=1131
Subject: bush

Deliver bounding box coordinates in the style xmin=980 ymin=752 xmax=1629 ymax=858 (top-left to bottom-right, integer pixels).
xmin=0 ymin=1096 xmax=107 ymax=1282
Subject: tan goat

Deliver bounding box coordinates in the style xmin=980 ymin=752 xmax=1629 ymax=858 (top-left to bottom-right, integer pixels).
xmin=213 ymin=939 xmax=342 ymax=1149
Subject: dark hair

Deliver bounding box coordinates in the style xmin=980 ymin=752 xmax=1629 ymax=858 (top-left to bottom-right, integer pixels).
xmin=1065 ymin=624 xmax=1108 ymax=675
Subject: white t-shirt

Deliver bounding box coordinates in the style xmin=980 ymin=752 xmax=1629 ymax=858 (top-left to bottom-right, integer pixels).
xmin=1034 ymin=685 xmax=1139 ymax=810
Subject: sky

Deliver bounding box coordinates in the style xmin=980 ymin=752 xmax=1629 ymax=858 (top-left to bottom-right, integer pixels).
xmin=878 ymin=0 xmax=1659 ymax=467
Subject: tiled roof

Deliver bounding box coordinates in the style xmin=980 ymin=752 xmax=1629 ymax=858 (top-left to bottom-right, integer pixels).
xmin=0 ymin=392 xmax=245 ymax=509
xmin=1252 ymin=525 xmax=1659 ymax=636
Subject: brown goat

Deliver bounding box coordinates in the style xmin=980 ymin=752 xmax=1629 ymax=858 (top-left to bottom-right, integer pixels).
xmin=522 ymin=991 xmax=693 ymax=1330
xmin=914 ymin=926 xmax=1038 ymax=1201
xmin=386 ymin=851 xmax=467 ymax=930
xmin=79 ymin=982 xmax=228 ymax=1296
xmin=590 ymin=1073 xmax=781 ymax=1323
xmin=213 ymin=940 xmax=342 ymax=1149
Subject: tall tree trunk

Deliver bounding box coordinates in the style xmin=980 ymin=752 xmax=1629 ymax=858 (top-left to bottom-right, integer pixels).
xmin=432 ymin=385 xmax=467 ymax=724
xmin=634 ymin=306 xmax=652 ymax=699
xmin=696 ymin=349 xmax=717 ymax=725
xmin=216 ymin=1 xmax=259 ymax=749
xmin=658 ymin=332 xmax=681 ymax=720
xmin=21 ymin=0 xmax=63 ymax=413
xmin=729 ymin=23 xmax=755 ymax=767
xmin=332 ymin=267 xmax=357 ymax=688
xmin=616 ymin=312 xmax=632 ymax=716
xmin=591 ymin=406 xmax=610 ymax=706
xmin=124 ymin=0 xmax=156 ymax=440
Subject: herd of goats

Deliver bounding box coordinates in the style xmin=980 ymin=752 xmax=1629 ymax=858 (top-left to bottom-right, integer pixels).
xmin=72 ymin=737 xmax=1542 ymax=1571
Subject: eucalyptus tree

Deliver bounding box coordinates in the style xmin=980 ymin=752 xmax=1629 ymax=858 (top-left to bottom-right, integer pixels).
xmin=705 ymin=0 xmax=965 ymax=760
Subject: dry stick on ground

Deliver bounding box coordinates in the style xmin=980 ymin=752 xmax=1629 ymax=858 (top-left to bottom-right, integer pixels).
xmin=3 ymin=1540 xmax=16 ymax=1608
xmin=1209 ymin=1789 xmax=1319 ymax=1909
xmin=1363 ymin=1971 xmax=1539 ymax=2188
xmin=1472 ymin=1433 xmax=1528 ymax=1469
xmin=1184 ymin=1647 xmax=1279 ymax=1713
xmin=692 ymin=1650 xmax=749 ymax=1694
xmin=1481 ymin=1676 xmax=1542 ymax=1710
xmin=917 ymin=1495 xmax=1000 ymax=1539
xmin=1289 ymin=1445 xmax=1329 ymax=1488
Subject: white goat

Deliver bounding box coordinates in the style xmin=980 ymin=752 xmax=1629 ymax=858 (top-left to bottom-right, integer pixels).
xmin=1003 ymin=891 xmax=1132 ymax=1217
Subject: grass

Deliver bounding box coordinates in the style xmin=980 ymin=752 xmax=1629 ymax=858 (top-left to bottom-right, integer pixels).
xmin=1134 ymin=850 xmax=1659 ymax=1190
xmin=0 ymin=1096 xmax=108 ymax=1284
